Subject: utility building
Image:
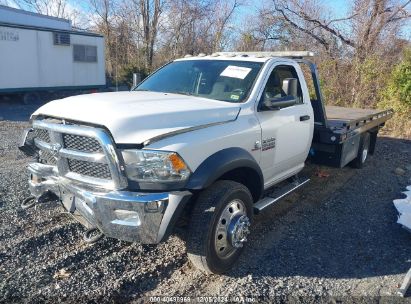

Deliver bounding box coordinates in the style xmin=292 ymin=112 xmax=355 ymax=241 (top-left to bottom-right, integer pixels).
xmin=0 ymin=5 xmax=105 ymax=100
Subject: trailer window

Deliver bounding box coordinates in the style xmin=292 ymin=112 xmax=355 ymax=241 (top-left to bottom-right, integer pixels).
xmin=73 ymin=45 xmax=97 ymax=62
xmin=53 ymin=32 xmax=70 ymax=46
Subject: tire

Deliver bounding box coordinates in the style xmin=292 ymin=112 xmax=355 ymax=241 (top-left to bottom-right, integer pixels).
xmin=352 ymin=132 xmax=371 ymax=169
xmin=186 ymin=180 xmax=253 ymax=274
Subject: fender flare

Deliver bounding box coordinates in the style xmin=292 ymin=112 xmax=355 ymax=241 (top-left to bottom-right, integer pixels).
xmin=185 ymin=147 xmax=264 ymax=198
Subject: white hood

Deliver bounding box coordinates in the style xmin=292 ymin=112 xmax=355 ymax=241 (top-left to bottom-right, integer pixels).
xmin=33 ymin=91 xmax=241 ymax=144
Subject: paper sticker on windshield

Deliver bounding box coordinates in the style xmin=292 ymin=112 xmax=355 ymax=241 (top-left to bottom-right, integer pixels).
xmin=220 ymin=65 xmax=252 ymax=79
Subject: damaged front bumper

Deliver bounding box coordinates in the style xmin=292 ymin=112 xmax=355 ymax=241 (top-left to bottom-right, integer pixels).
xmin=28 ymin=162 xmax=192 ymax=244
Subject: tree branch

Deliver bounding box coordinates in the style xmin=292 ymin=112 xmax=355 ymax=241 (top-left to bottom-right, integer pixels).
xmin=281 ymin=3 xmax=356 ymax=47
xmin=274 ymin=2 xmax=330 ymax=50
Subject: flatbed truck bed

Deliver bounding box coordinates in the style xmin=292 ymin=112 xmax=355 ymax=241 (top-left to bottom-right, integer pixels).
xmin=325 ymin=106 xmax=393 ymax=132
xmin=295 ymin=58 xmax=394 ymax=168
xmin=310 ymin=105 xmax=393 ymax=168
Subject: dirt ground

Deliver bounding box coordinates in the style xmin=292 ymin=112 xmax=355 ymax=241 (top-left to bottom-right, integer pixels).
xmin=1 ymin=101 xmax=411 ymax=303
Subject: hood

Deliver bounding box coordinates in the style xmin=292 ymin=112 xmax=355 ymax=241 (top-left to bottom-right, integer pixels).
xmin=33 ymin=91 xmax=240 ymax=144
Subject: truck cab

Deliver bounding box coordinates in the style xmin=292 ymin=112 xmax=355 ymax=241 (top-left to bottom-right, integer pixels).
xmin=20 ymin=51 xmax=392 ymax=274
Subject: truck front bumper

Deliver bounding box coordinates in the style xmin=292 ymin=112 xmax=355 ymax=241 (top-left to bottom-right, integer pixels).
xmin=28 ymin=162 xmax=192 ymax=244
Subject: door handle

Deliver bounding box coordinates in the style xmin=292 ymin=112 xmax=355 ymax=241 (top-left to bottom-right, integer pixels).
xmin=300 ymin=115 xmax=310 ymax=121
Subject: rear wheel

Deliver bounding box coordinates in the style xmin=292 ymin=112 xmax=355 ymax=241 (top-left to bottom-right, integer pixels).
xmin=186 ymin=180 xmax=253 ymax=274
xmin=352 ymin=132 xmax=371 ymax=168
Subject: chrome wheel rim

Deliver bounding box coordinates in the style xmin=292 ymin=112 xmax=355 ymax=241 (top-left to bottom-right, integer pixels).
xmin=362 ymin=147 xmax=368 ymax=163
xmin=214 ymin=199 xmax=250 ymax=259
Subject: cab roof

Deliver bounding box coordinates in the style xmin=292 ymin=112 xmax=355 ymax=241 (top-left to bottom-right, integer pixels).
xmin=175 ymin=51 xmax=314 ymax=63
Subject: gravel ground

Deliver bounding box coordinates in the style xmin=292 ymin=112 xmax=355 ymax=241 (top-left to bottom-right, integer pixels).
xmin=1 ymin=102 xmax=411 ymax=303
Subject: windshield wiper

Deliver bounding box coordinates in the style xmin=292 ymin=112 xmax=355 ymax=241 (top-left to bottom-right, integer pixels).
xmin=170 ymin=91 xmax=193 ymax=96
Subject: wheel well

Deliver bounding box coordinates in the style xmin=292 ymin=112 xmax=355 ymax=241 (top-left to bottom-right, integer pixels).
xmin=177 ymin=167 xmax=262 ymax=229
xmin=218 ymin=167 xmax=262 ymax=202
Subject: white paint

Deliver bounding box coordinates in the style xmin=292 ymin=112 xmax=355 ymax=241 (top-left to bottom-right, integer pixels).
xmin=394 ymin=185 xmax=411 ymax=296
xmin=220 ymin=65 xmax=251 ymax=79
xmin=0 ymin=5 xmax=71 ymax=30
xmin=394 ymin=186 xmax=411 ymax=231
xmin=398 ymin=267 xmax=411 ymax=297
xmin=253 ymin=59 xmax=314 ymax=187
xmin=0 ymin=5 xmax=105 ymax=91
xmin=33 ymin=57 xmax=314 ymax=187
xmin=33 ymin=91 xmax=241 ymax=146
xmin=0 ymin=25 xmax=105 ymax=90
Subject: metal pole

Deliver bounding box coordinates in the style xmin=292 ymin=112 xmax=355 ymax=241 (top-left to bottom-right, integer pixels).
xmin=132 ymin=73 xmax=141 ymax=89
xmin=115 ymin=36 xmax=118 ymax=92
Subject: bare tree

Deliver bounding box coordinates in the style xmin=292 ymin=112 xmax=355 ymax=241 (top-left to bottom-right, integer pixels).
xmin=211 ymin=0 xmax=241 ymax=52
xmin=351 ymin=0 xmax=411 ymax=59
xmin=139 ymin=0 xmax=163 ymax=70
xmin=265 ymin=0 xmax=411 ymax=106
xmin=235 ymin=9 xmax=291 ymax=51
xmin=88 ymin=0 xmax=117 ymax=77
xmin=272 ymin=0 xmax=411 ymax=58
xmin=10 ymin=0 xmax=87 ymax=26
xmin=160 ymin=0 xmax=216 ymax=58
xmin=12 ymin=0 xmax=67 ymax=17
xmin=157 ymin=0 xmax=241 ymax=61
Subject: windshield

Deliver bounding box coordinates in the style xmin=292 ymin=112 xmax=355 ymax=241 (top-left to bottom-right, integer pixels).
xmin=134 ymin=60 xmax=263 ymax=103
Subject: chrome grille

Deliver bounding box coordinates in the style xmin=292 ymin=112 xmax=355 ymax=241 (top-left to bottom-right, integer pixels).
xmin=31 ymin=120 xmax=127 ymax=189
xmin=63 ymin=134 xmax=102 ymax=153
xmin=39 ymin=150 xmax=57 ymax=166
xmin=33 ymin=129 xmax=50 ymax=143
xmin=68 ymin=159 xmax=111 ymax=179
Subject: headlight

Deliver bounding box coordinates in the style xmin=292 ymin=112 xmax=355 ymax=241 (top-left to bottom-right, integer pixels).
xmin=121 ymin=150 xmax=191 ymax=183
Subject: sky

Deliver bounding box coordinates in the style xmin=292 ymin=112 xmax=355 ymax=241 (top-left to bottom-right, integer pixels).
xmin=327 ymin=0 xmax=350 ymax=17
xmin=0 ymin=0 xmax=408 ymax=39
xmin=0 ymin=0 xmax=351 ymax=20
xmin=235 ymin=0 xmax=409 ymax=40
xmin=237 ymin=0 xmax=350 ymax=19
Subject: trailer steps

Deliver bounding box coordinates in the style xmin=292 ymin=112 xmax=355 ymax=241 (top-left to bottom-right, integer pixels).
xmin=254 ymin=176 xmax=310 ymax=214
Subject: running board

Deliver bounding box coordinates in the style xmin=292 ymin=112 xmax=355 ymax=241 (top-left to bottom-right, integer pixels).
xmin=254 ymin=177 xmax=310 ymax=214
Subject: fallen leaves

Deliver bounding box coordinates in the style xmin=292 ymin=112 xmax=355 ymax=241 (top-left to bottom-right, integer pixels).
xmin=315 ymin=169 xmax=330 ymax=178
xmin=53 ymin=268 xmax=71 ymax=280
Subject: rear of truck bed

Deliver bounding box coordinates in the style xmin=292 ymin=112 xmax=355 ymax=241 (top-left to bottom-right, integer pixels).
xmin=296 ymin=57 xmax=394 ymax=168
xmin=310 ymin=105 xmax=393 ymax=168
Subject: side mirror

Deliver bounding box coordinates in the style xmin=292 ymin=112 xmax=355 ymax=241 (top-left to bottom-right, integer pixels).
xmin=263 ymin=95 xmax=297 ymax=110
xmin=262 ymin=78 xmax=299 ymax=110
xmin=282 ymin=78 xmax=298 ymax=97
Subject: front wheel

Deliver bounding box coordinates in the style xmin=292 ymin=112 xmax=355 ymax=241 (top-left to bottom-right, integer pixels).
xmin=186 ymin=180 xmax=253 ymax=274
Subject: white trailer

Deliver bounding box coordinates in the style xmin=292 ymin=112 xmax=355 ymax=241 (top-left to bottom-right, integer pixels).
xmin=0 ymin=5 xmax=105 ymax=100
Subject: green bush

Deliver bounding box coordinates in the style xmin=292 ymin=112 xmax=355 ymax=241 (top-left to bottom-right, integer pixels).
xmin=118 ymin=63 xmax=149 ymax=89
xmin=378 ymin=48 xmax=411 ymax=138
xmin=380 ymin=48 xmax=411 ymax=107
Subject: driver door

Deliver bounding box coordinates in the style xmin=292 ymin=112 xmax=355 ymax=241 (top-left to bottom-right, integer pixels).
xmin=256 ymin=62 xmax=313 ymax=188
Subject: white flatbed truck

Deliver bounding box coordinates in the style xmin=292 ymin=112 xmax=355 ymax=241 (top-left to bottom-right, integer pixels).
xmin=20 ymin=51 xmax=393 ymax=273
